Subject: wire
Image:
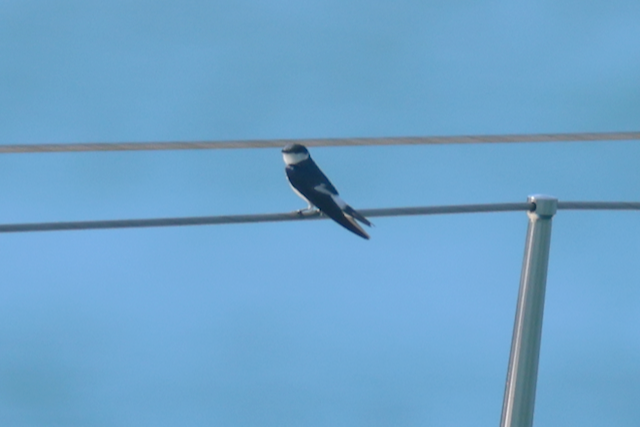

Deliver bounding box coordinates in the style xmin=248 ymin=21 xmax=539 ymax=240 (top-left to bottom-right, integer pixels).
xmin=1 ymin=132 xmax=639 ymax=154
xmin=1 ymin=201 xmax=638 ymax=234
xmin=557 ymin=201 xmax=640 ymax=210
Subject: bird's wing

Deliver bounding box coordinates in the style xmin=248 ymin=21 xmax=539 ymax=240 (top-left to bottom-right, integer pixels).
xmin=286 ymin=162 xmax=337 ymax=207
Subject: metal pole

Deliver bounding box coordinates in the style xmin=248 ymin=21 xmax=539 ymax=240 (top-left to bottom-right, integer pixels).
xmin=500 ymin=195 xmax=557 ymax=427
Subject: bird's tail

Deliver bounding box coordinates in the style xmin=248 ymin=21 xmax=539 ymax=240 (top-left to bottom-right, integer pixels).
xmin=340 ymin=214 xmax=370 ymax=239
xmin=344 ymin=206 xmax=372 ymax=227
xmin=321 ymin=203 xmax=371 ymax=239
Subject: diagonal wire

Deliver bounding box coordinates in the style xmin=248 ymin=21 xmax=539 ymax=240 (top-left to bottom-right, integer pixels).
xmin=1 ymin=201 xmax=638 ymax=234
xmin=1 ymin=132 xmax=639 ymax=154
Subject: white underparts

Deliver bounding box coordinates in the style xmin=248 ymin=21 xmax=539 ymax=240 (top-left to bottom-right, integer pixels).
xmin=283 ymin=152 xmax=309 ymax=165
xmin=290 ymin=182 xmax=314 ymax=208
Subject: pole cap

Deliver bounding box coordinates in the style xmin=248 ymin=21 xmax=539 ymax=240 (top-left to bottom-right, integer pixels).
xmin=527 ymin=194 xmax=558 ymax=218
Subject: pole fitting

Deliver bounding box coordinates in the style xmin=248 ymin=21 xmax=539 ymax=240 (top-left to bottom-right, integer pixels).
xmin=527 ymin=195 xmax=558 ymax=220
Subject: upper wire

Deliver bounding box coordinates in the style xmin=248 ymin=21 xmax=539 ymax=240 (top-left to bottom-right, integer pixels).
xmin=1 ymin=132 xmax=639 ymax=154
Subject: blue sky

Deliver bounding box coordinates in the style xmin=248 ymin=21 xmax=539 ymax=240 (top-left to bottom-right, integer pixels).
xmin=1 ymin=1 xmax=639 ymax=426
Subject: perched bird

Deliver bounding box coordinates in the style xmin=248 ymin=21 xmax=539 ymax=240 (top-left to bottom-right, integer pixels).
xmin=282 ymin=143 xmax=372 ymax=239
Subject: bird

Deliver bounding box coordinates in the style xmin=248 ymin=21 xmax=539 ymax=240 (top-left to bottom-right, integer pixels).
xmin=282 ymin=143 xmax=372 ymax=239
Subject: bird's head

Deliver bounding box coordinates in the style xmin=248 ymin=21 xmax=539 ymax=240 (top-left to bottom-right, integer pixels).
xmin=282 ymin=144 xmax=310 ymax=165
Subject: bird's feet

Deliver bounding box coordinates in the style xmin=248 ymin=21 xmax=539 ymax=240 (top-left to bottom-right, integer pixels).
xmin=294 ymin=207 xmax=320 ymax=216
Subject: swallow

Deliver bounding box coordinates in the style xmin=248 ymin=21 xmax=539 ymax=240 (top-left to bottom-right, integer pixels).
xmin=282 ymin=143 xmax=372 ymax=239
